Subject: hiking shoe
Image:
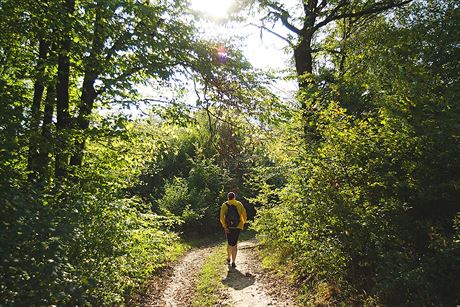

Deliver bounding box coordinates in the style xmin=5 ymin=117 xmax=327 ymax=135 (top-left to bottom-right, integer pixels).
xmin=231 ymin=262 xmax=236 ymax=268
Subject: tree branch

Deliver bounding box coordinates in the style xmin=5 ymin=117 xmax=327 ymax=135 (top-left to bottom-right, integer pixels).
xmin=318 ymin=0 xmax=328 ymax=12
xmin=318 ymin=0 xmax=349 ymax=27
xmin=250 ymin=23 xmax=294 ymax=47
xmin=264 ymin=3 xmax=301 ymax=34
xmin=314 ymin=0 xmax=413 ymax=31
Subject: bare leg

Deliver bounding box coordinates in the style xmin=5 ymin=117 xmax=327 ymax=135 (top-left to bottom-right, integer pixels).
xmin=227 ymin=244 xmax=232 ymax=261
xmin=231 ymin=244 xmax=238 ymax=263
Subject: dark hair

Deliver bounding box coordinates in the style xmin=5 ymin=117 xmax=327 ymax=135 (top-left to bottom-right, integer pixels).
xmin=227 ymin=192 xmax=235 ymax=200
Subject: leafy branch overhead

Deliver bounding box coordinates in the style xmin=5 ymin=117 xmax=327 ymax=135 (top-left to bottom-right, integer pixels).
xmin=247 ymin=0 xmax=413 ymax=142
xmin=253 ymin=0 xmax=413 ymax=75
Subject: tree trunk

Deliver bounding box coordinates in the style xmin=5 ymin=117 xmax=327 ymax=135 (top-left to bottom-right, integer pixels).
xmin=293 ymin=32 xmax=319 ymax=141
xmin=295 ymin=2 xmax=319 ymax=141
xmin=294 ymin=37 xmax=313 ymax=87
xmin=35 ymin=84 xmax=56 ymax=181
xmin=55 ymin=0 xmax=75 ymax=178
xmin=70 ymin=5 xmax=104 ymax=167
xmin=69 ymin=73 xmax=98 ymax=167
xmin=27 ymin=39 xmax=49 ymax=181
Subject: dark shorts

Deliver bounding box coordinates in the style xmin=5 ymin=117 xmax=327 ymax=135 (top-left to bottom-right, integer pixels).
xmin=226 ymin=228 xmax=241 ymax=246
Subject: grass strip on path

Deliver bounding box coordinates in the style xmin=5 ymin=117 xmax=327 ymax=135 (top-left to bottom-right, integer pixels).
xmin=192 ymin=243 xmax=228 ymax=307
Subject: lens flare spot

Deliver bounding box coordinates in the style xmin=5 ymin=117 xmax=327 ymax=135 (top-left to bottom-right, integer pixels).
xmin=217 ymin=45 xmax=227 ymax=64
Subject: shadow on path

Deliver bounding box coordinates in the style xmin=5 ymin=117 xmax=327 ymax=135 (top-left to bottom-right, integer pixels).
xmin=222 ymin=267 xmax=255 ymax=290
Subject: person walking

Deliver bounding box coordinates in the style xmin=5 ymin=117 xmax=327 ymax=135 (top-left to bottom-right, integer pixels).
xmin=220 ymin=192 xmax=247 ymax=268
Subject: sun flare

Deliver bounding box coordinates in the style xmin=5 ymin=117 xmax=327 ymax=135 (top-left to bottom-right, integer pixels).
xmin=190 ymin=0 xmax=234 ymax=18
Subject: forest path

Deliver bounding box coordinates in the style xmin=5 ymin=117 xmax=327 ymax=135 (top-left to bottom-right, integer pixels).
xmin=140 ymin=237 xmax=298 ymax=306
xmin=221 ymin=238 xmax=298 ymax=307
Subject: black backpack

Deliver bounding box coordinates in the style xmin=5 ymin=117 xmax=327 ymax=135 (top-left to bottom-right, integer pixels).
xmin=225 ymin=202 xmax=240 ymax=228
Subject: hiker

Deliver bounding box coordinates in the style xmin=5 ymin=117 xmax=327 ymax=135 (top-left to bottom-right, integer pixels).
xmin=220 ymin=192 xmax=247 ymax=268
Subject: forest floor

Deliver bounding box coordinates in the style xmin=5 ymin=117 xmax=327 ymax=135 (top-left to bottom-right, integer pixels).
xmin=138 ymin=237 xmax=299 ymax=306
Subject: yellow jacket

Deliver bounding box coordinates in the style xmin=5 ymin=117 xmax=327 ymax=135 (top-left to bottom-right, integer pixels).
xmin=220 ymin=199 xmax=247 ymax=230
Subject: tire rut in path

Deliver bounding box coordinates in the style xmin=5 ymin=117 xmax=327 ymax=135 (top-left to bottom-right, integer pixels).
xmin=222 ymin=239 xmax=298 ymax=307
xmin=142 ymin=245 xmax=215 ymax=307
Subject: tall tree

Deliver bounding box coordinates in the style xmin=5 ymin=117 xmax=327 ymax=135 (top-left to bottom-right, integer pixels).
xmin=27 ymin=39 xmax=50 ymax=181
xmin=254 ymin=0 xmax=412 ymax=86
xmin=68 ymin=0 xmax=200 ymax=168
xmin=55 ymin=0 xmax=75 ymax=178
xmin=250 ymin=0 xmax=413 ymax=138
xmin=69 ymin=1 xmax=104 ymax=167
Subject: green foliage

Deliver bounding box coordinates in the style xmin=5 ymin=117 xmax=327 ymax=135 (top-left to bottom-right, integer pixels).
xmin=0 ymin=180 xmax=180 ymax=305
xmin=149 ymin=127 xmax=231 ymax=233
xmin=0 ymin=116 xmax=183 ymax=304
xmin=251 ymin=1 xmax=460 ymax=305
xmin=133 ymin=108 xmax=266 ymax=234
xmin=253 ymin=101 xmax=460 ymax=305
xmin=2 ymin=0 xmax=458 ymax=305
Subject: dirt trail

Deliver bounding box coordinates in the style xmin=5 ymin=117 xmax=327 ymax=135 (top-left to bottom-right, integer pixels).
xmin=222 ymin=239 xmax=298 ymax=307
xmin=141 ymin=246 xmax=215 ymax=307
xmin=140 ymin=238 xmax=298 ymax=307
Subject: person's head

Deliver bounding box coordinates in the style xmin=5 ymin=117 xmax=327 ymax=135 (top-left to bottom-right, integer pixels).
xmin=227 ymin=192 xmax=235 ymax=200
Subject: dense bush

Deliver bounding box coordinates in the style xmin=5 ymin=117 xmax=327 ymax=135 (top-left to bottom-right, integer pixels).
xmin=157 ymin=157 xmax=230 ymax=233
xmin=135 ymin=116 xmax=233 ymax=234
xmin=253 ymin=103 xmax=459 ymax=304
xmin=0 ymin=179 xmax=179 ymax=305
xmin=0 ymin=119 xmax=183 ymax=305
